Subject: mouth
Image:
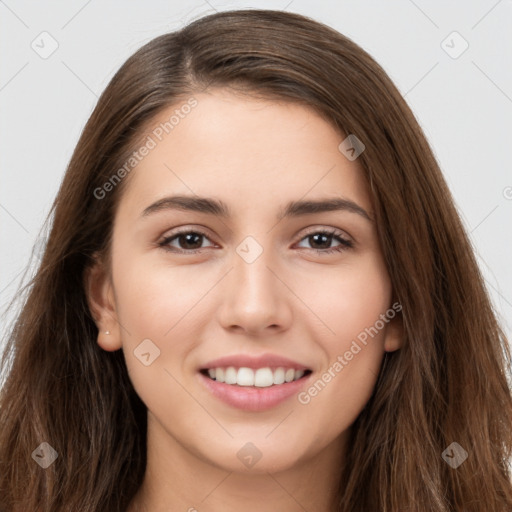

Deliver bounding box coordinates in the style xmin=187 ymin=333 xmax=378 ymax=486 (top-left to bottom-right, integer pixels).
xmin=200 ymin=366 xmax=312 ymax=387
xmin=198 ymin=357 xmax=313 ymax=411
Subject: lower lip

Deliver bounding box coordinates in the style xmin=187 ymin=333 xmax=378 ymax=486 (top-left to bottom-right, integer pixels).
xmin=198 ymin=372 xmax=311 ymax=411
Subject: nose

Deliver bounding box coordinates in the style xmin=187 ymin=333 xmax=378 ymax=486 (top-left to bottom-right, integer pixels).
xmin=216 ymin=246 xmax=293 ymax=336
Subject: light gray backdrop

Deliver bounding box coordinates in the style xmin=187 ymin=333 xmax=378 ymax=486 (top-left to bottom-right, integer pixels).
xmin=1 ymin=0 xmax=511 ymax=361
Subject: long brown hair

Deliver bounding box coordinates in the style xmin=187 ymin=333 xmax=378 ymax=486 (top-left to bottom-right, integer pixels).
xmin=1 ymin=9 xmax=511 ymax=511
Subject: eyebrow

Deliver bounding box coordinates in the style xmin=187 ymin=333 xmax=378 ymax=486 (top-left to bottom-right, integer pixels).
xmin=141 ymin=195 xmax=372 ymax=222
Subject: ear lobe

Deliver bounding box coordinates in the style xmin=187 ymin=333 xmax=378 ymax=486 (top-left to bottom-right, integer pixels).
xmin=383 ymin=314 xmax=404 ymax=353
xmin=84 ymin=257 xmax=122 ymax=352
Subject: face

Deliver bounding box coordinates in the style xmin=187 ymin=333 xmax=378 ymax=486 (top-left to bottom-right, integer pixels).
xmin=87 ymin=87 xmax=402 ymax=475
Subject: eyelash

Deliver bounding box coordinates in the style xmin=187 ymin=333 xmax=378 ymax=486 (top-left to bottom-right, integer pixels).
xmin=157 ymin=227 xmax=354 ymax=255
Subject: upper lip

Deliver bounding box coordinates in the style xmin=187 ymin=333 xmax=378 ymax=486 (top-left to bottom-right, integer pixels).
xmin=201 ymin=353 xmax=311 ymax=371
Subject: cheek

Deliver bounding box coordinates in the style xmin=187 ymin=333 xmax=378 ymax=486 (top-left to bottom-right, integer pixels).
xmin=110 ymin=255 xmax=203 ymax=396
xmin=293 ymin=255 xmax=391 ymax=432
xmin=111 ymin=247 xmax=242 ymax=410
xmin=295 ymin=345 xmax=383 ymax=457
xmin=297 ymin=251 xmax=391 ymax=346
xmin=112 ymin=252 xmax=211 ymax=340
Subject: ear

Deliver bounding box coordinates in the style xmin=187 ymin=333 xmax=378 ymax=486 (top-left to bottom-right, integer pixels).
xmin=84 ymin=256 xmax=122 ymax=352
xmin=383 ymin=307 xmax=404 ymax=353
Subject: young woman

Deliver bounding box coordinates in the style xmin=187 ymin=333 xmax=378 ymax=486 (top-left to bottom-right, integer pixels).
xmin=1 ymin=9 xmax=511 ymax=512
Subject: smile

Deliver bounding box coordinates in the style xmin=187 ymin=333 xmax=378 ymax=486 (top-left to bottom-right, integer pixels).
xmin=198 ymin=353 xmax=313 ymax=411
xmin=201 ymin=366 xmax=310 ymax=387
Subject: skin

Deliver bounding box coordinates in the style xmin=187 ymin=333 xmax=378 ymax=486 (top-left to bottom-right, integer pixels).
xmin=86 ymin=87 xmax=403 ymax=512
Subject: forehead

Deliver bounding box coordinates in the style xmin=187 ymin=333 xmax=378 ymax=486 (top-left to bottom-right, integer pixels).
xmin=116 ymin=88 xmax=370 ymax=220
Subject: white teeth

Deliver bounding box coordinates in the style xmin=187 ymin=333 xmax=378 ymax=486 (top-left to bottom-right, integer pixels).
xmin=237 ymin=367 xmax=255 ymax=386
xmin=273 ymin=367 xmax=285 ymax=385
xmin=205 ymin=366 xmax=308 ymax=387
xmin=254 ymin=368 xmax=273 ymax=387
xmin=225 ymin=366 xmax=237 ymax=385
xmin=216 ymin=368 xmax=225 ymax=383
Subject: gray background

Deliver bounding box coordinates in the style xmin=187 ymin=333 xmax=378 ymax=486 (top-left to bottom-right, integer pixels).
xmin=1 ymin=0 xmax=511 ymax=358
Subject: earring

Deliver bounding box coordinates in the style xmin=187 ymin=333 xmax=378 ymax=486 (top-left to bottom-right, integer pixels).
xmin=105 ymin=331 xmax=110 ymax=335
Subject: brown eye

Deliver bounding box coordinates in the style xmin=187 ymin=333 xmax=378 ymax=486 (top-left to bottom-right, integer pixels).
xmin=296 ymin=229 xmax=353 ymax=254
xmin=159 ymin=230 xmax=215 ymax=254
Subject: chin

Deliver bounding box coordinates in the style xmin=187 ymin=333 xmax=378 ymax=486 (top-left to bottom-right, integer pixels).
xmin=198 ymin=435 xmax=313 ymax=474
